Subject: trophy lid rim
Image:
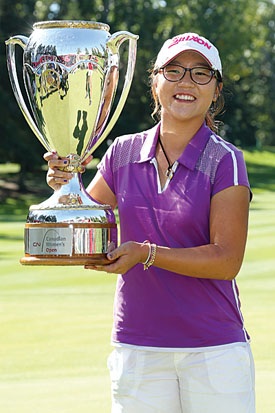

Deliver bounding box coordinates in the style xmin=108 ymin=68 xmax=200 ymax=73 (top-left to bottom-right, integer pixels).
xmin=29 ymin=204 xmax=113 ymax=211
xmin=33 ymin=20 xmax=110 ymax=31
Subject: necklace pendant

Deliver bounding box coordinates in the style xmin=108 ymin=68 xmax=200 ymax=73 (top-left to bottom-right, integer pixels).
xmin=166 ymin=168 xmax=174 ymax=180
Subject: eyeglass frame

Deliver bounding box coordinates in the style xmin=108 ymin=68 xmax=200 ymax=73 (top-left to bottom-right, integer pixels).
xmin=155 ymin=63 xmax=221 ymax=85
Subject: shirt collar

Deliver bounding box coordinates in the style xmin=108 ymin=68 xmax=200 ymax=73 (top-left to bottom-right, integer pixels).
xmin=137 ymin=121 xmax=212 ymax=171
xmin=177 ymin=122 xmax=212 ymax=170
xmin=138 ymin=122 xmax=161 ymax=162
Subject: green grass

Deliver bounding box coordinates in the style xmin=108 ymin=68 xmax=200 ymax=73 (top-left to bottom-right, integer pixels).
xmin=0 ymin=225 xmax=116 ymax=412
xmin=238 ymin=191 xmax=275 ymax=412
xmin=0 ymin=149 xmax=275 ymax=412
xmin=243 ymin=147 xmax=275 ymax=193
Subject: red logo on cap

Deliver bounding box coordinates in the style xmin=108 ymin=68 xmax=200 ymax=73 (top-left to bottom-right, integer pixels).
xmin=168 ymin=35 xmax=212 ymax=50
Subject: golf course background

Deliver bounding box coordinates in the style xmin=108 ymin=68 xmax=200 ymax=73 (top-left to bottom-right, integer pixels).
xmin=0 ymin=148 xmax=275 ymax=412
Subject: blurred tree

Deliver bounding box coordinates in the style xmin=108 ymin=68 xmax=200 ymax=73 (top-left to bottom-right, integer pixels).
xmin=0 ymin=0 xmax=274 ymax=176
xmin=141 ymin=0 xmax=275 ymax=146
xmin=0 ymin=0 xmax=43 ymax=188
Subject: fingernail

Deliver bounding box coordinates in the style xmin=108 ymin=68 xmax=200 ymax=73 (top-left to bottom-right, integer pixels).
xmin=108 ymin=253 xmax=113 ymax=259
xmin=64 ymin=179 xmax=67 ymax=182
xmin=64 ymin=160 xmax=68 ymax=164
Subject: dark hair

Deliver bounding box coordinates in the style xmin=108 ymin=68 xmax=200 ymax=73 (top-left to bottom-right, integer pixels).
xmin=149 ymin=64 xmax=224 ymax=133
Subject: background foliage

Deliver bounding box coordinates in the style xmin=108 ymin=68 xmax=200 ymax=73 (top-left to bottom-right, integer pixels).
xmin=0 ymin=0 xmax=274 ymax=176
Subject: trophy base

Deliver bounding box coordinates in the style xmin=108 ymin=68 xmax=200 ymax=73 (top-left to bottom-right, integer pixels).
xmin=20 ymin=254 xmax=110 ymax=266
xmin=22 ymin=221 xmax=117 ymax=266
xmin=20 ymin=174 xmax=117 ymax=266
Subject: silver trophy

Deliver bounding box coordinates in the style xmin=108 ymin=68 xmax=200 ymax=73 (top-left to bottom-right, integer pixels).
xmin=6 ymin=20 xmax=138 ymax=265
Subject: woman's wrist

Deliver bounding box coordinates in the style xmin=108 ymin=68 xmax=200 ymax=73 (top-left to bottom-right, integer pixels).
xmin=141 ymin=240 xmax=151 ymax=264
xmin=141 ymin=240 xmax=157 ymax=270
xmin=139 ymin=241 xmax=150 ymax=264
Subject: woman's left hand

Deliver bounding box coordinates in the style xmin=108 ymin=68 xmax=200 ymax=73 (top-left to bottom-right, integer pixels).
xmin=84 ymin=241 xmax=147 ymax=274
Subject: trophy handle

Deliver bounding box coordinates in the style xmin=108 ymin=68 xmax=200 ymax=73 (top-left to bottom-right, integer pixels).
xmin=83 ymin=31 xmax=139 ymax=160
xmin=5 ymin=35 xmax=51 ymax=152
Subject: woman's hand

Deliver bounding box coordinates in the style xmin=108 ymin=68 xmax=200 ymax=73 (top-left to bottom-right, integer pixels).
xmin=43 ymin=152 xmax=93 ymax=191
xmin=44 ymin=152 xmax=73 ymax=191
xmin=84 ymin=241 xmax=149 ymax=274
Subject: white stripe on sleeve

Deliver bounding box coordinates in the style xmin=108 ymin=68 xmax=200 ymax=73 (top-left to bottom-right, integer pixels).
xmin=210 ymin=135 xmax=239 ymax=185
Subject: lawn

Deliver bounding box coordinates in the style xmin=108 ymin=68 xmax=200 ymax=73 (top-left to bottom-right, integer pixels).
xmin=0 ymin=149 xmax=275 ymax=412
xmin=238 ymin=191 xmax=275 ymax=412
xmin=0 ymin=221 xmax=116 ymax=412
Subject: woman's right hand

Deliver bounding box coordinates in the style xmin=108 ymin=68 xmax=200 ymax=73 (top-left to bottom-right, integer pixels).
xmin=43 ymin=152 xmax=73 ymax=191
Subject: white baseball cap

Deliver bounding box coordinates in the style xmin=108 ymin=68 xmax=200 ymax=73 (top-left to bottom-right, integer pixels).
xmin=155 ymin=32 xmax=222 ymax=76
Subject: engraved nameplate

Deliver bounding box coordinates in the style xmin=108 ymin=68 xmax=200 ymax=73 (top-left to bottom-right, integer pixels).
xmin=26 ymin=227 xmax=73 ymax=255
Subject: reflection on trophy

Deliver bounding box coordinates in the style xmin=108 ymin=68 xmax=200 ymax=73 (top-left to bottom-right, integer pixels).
xmin=5 ymin=20 xmax=138 ymax=265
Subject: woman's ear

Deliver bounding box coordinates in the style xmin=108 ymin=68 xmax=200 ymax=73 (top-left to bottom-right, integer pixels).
xmin=153 ymin=72 xmax=159 ymax=91
xmin=213 ymin=82 xmax=223 ymax=102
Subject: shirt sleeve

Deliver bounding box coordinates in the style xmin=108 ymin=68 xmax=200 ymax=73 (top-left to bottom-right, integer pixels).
xmin=212 ymin=150 xmax=252 ymax=199
xmin=97 ymin=141 xmax=116 ymax=194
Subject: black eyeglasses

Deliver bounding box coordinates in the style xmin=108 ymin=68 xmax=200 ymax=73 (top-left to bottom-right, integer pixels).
xmin=158 ymin=64 xmax=218 ymax=85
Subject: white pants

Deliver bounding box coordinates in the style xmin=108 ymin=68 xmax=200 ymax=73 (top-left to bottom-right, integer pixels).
xmin=107 ymin=344 xmax=255 ymax=413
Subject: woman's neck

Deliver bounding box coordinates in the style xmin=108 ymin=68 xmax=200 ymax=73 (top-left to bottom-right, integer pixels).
xmin=159 ymin=116 xmax=204 ymax=153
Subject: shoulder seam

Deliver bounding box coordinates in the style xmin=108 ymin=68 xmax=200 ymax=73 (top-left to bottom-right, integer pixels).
xmin=210 ymin=134 xmax=238 ymax=185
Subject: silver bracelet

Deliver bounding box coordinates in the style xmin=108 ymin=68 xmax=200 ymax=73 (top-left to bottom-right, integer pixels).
xmin=142 ymin=240 xmax=151 ymax=266
xmin=142 ymin=240 xmax=157 ymax=270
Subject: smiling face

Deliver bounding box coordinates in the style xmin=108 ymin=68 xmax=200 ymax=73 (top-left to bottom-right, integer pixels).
xmin=153 ymin=51 xmax=220 ymax=129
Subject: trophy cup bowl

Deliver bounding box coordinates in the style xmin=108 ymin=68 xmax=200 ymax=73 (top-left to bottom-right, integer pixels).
xmin=5 ymin=20 xmax=138 ymax=265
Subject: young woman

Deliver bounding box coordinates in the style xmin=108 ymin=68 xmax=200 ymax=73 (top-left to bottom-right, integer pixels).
xmin=46 ymin=33 xmax=255 ymax=412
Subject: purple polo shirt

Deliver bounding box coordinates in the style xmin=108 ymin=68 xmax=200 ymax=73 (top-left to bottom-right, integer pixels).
xmin=98 ymin=122 xmax=251 ymax=348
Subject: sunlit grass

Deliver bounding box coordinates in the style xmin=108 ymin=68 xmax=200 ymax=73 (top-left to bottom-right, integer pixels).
xmin=243 ymin=148 xmax=275 ymax=193
xmin=238 ymin=191 xmax=275 ymax=412
xmin=0 ymin=163 xmax=21 ymax=174
xmin=0 ymin=222 xmax=116 ymax=412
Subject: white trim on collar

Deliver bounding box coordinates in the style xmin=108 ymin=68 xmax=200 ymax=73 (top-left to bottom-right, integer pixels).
xmin=150 ymin=158 xmax=179 ymax=194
